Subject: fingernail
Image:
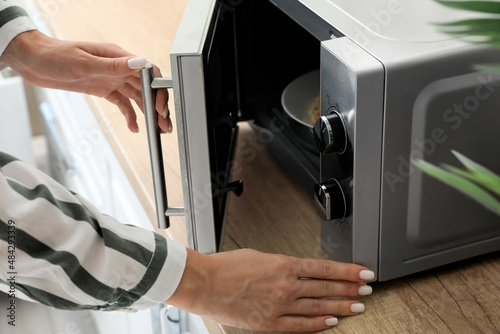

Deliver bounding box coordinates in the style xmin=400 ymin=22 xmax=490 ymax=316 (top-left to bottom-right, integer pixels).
xmin=350 ymin=303 xmax=365 ymax=313
xmin=168 ymin=117 xmax=173 ymax=133
xmin=127 ymin=56 xmax=147 ymax=70
xmin=358 ymin=285 xmax=373 ymax=296
xmin=163 ymin=105 xmax=169 ymax=119
xmin=325 ymin=317 xmax=338 ymax=327
xmin=359 ymin=270 xmax=375 ymax=280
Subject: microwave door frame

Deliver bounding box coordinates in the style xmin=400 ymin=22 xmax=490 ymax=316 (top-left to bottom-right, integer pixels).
xmin=171 ymin=0 xmax=217 ymax=254
xmin=171 ymin=0 xmax=238 ymax=254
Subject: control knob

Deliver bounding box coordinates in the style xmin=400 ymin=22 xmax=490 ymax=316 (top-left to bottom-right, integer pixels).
xmin=313 ymin=110 xmax=347 ymax=154
xmin=314 ymin=178 xmax=347 ymax=221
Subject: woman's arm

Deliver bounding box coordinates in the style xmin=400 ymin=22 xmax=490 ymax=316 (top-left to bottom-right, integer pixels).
xmin=0 ymin=30 xmax=172 ymax=134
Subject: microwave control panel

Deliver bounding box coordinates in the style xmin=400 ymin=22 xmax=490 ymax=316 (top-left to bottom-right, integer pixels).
xmin=315 ymin=37 xmax=384 ymax=274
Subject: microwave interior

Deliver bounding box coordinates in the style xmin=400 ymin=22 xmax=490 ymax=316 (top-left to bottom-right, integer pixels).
xmin=202 ymin=0 xmax=337 ymax=248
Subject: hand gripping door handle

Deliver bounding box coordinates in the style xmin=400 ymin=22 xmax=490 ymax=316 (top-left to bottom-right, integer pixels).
xmin=140 ymin=63 xmax=184 ymax=229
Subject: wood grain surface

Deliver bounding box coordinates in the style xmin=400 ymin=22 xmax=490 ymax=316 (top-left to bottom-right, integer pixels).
xmin=221 ymin=125 xmax=500 ymax=334
xmin=35 ymin=0 xmax=500 ymax=333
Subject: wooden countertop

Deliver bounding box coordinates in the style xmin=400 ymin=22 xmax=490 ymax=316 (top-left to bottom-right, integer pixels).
xmin=38 ymin=0 xmax=500 ymax=333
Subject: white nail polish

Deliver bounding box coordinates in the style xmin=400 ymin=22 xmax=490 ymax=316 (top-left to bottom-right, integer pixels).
xmin=163 ymin=105 xmax=169 ymax=119
xmin=359 ymin=270 xmax=375 ymax=280
xmin=325 ymin=317 xmax=338 ymax=326
xmin=127 ymin=57 xmax=147 ymax=70
xmin=350 ymin=303 xmax=365 ymax=313
xmin=168 ymin=117 xmax=173 ymax=133
xmin=358 ymin=285 xmax=373 ymax=296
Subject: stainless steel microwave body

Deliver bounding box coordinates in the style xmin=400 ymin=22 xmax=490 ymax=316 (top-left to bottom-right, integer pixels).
xmin=145 ymin=0 xmax=500 ymax=281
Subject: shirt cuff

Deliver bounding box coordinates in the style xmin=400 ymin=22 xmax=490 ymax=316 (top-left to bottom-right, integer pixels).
xmin=126 ymin=236 xmax=187 ymax=311
xmin=0 ymin=16 xmax=37 ymax=56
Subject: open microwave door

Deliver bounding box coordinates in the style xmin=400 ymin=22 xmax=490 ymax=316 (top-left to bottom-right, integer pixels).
xmin=170 ymin=0 xmax=241 ymax=254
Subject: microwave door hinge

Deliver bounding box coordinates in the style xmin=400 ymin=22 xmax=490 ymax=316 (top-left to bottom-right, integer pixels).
xmin=140 ymin=64 xmax=185 ymax=229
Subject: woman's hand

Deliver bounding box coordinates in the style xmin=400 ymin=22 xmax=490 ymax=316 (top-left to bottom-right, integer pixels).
xmin=167 ymin=248 xmax=374 ymax=332
xmin=0 ymin=30 xmax=171 ymax=134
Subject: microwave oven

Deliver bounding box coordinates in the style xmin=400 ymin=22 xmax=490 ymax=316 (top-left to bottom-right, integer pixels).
xmin=140 ymin=0 xmax=500 ymax=281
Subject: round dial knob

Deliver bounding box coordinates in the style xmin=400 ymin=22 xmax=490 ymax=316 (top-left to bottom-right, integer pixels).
xmin=314 ymin=179 xmax=347 ymax=221
xmin=313 ymin=111 xmax=347 ymax=154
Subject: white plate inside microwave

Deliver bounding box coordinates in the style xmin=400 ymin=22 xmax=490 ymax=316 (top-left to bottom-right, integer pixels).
xmin=281 ymin=70 xmax=320 ymax=128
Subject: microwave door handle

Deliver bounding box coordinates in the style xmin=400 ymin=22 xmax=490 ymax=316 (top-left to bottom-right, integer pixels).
xmin=140 ymin=63 xmax=185 ymax=229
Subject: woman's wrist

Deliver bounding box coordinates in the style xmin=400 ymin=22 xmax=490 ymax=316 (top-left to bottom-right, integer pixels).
xmin=2 ymin=30 xmax=33 ymax=57
xmin=1 ymin=30 xmax=44 ymax=74
xmin=165 ymin=248 xmax=212 ymax=315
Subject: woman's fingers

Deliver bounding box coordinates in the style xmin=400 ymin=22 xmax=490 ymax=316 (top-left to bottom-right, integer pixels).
xmin=157 ymin=115 xmax=171 ymax=134
xmin=126 ymin=75 xmax=142 ymax=92
xmin=105 ymin=91 xmax=139 ymax=133
xmin=75 ymin=44 xmax=171 ymax=133
xmin=115 ymin=76 xmax=171 ymax=134
xmin=295 ymin=258 xmax=374 ymax=282
xmin=76 ymin=41 xmax=144 ymax=78
xmin=271 ymin=315 xmax=341 ymax=333
xmin=79 ymin=41 xmax=136 ymax=59
xmin=287 ymin=298 xmax=365 ymax=317
xmin=295 ymin=279 xmax=372 ymax=299
xmin=151 ymin=64 xmax=172 ymax=134
xmin=118 ymin=82 xmax=143 ymax=107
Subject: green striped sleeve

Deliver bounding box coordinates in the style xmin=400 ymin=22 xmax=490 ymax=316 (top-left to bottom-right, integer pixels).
xmin=0 ymin=277 xmax=97 ymax=311
xmin=0 ymin=151 xmax=185 ymax=312
xmin=0 ymin=219 xmax=127 ymax=305
xmin=107 ymin=233 xmax=169 ymax=311
xmin=0 ymin=152 xmax=18 ymax=168
xmin=0 ymin=6 xmax=29 ymax=30
xmin=6 ymin=178 xmax=153 ymax=267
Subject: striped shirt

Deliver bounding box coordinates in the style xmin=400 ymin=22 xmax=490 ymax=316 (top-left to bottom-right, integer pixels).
xmin=0 ymin=0 xmax=37 ymax=70
xmin=0 ymin=152 xmax=187 ymax=311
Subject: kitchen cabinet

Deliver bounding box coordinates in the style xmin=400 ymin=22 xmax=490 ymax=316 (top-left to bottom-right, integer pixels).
xmin=0 ymin=75 xmax=35 ymax=167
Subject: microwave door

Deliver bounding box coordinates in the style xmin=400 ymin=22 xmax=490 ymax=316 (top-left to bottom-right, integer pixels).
xmin=170 ymin=0 xmax=241 ymax=254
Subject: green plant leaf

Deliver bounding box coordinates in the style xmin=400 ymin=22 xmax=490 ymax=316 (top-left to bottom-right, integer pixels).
xmin=444 ymin=165 xmax=500 ymax=197
xmin=435 ymin=2 xmax=500 ymax=67
xmin=448 ymin=151 xmax=500 ymax=196
xmin=441 ymin=29 xmax=500 ymax=37
xmin=474 ymin=64 xmax=500 ymax=72
xmin=437 ymin=18 xmax=500 ymax=36
xmin=416 ymin=159 xmax=500 ymax=216
xmin=471 ymin=40 xmax=500 ymax=48
xmin=452 ymin=151 xmax=499 ymax=176
xmin=437 ymin=18 xmax=500 ymax=29
xmin=436 ymin=1 xmax=500 ymax=14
